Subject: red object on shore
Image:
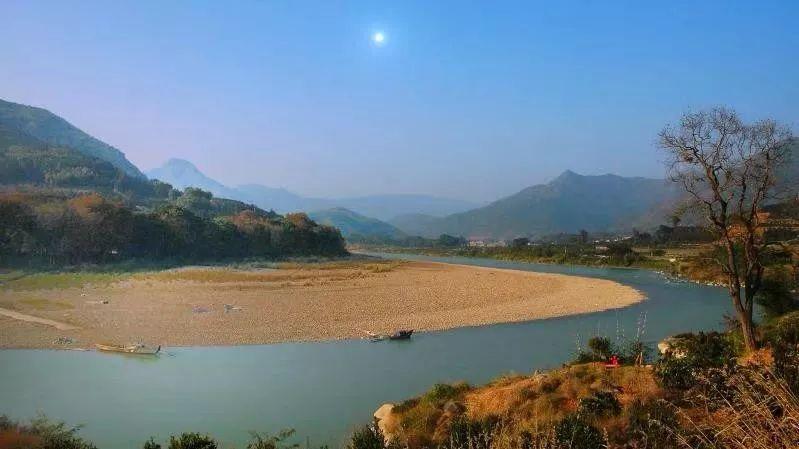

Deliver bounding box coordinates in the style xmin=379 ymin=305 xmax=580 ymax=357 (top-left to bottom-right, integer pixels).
xmin=605 ymin=355 xmax=619 ymax=368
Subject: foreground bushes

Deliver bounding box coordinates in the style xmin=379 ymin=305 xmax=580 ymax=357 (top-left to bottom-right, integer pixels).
xmin=0 ymin=415 xmax=96 ymax=449
xmin=654 ymin=331 xmax=737 ymax=390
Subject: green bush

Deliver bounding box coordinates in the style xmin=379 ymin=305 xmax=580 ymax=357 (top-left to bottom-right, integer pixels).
xmin=553 ymin=414 xmax=606 ymax=449
xmin=619 ymin=340 xmax=653 ymax=365
xmin=755 ymin=269 xmax=798 ymax=320
xmin=0 ymin=414 xmax=97 ymax=449
xmin=574 ymin=336 xmax=613 ymax=363
xmin=247 ymin=429 xmax=300 ymax=449
xmin=772 ymin=338 xmax=799 ymax=394
xmin=588 ymin=337 xmax=612 ymax=360
xmin=763 ymin=311 xmax=799 ymax=346
xmin=577 ymin=391 xmax=621 ymax=418
xmin=654 ymin=332 xmax=736 ymax=390
xmin=347 ymin=425 xmax=385 ymax=449
xmin=446 ymin=416 xmax=500 ymax=449
xmin=143 ymin=438 xmax=162 ymax=449
xmin=654 ymin=356 xmax=696 ymax=390
xmin=624 ymin=399 xmax=679 ymax=449
xmin=167 ymin=433 xmax=217 ymax=449
xmin=423 ymin=382 xmax=470 ymax=404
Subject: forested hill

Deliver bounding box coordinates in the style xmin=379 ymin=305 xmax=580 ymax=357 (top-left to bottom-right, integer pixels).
xmin=0 ymin=100 xmax=347 ymax=266
xmin=0 ymin=122 xmax=171 ymax=201
xmin=0 ymin=99 xmax=143 ymax=178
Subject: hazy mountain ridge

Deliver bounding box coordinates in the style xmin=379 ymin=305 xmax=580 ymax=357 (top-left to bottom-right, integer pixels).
xmin=308 ymin=208 xmax=405 ymax=238
xmin=0 ymin=99 xmax=143 ymax=178
xmin=393 ymin=170 xmax=683 ymax=239
xmin=146 ymin=158 xmax=241 ymax=200
xmin=147 ymin=159 xmax=478 ymax=220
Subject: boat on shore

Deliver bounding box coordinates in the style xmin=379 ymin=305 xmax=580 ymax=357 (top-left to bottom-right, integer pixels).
xmin=95 ymin=343 xmax=161 ymax=355
xmin=362 ymin=329 xmax=414 ymax=341
xmin=388 ymin=329 xmax=413 ymax=340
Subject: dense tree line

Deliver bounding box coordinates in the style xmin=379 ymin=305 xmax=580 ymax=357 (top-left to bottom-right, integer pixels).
xmin=347 ymin=232 xmax=467 ymax=248
xmin=0 ymin=192 xmax=346 ymax=266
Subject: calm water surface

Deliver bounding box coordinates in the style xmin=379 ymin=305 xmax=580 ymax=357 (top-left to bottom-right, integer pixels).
xmin=0 ymin=254 xmax=731 ymax=448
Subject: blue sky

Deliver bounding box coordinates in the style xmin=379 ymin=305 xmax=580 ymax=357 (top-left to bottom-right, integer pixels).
xmin=1 ymin=1 xmax=797 ymax=201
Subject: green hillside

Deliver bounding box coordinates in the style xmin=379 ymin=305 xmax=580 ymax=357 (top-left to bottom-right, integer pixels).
xmin=0 ymin=98 xmax=143 ymax=178
xmin=309 ymin=207 xmax=405 ymax=239
xmin=0 ymin=123 xmax=170 ymax=201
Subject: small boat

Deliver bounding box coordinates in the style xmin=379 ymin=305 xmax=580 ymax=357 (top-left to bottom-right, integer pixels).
xmin=95 ymin=343 xmax=161 ymax=355
xmin=388 ymin=329 xmax=413 ymax=340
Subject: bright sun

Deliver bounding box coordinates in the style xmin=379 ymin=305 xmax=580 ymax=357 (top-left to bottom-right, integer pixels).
xmin=372 ymin=32 xmax=385 ymax=45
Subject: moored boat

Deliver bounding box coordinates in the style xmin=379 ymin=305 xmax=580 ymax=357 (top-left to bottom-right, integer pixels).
xmin=95 ymin=343 xmax=161 ymax=355
xmin=388 ymin=329 xmax=413 ymax=340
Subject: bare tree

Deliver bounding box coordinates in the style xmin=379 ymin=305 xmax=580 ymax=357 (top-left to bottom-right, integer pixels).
xmin=659 ymin=107 xmax=793 ymax=351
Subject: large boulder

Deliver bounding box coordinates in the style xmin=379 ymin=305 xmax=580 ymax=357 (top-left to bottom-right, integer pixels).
xmin=373 ymin=403 xmax=396 ymax=442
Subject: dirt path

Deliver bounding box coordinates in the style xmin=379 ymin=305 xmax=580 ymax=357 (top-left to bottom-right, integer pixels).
xmin=0 ymin=307 xmax=79 ymax=330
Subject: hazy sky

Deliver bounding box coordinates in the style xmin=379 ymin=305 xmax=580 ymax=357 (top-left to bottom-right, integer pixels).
xmin=2 ymin=1 xmax=797 ymax=202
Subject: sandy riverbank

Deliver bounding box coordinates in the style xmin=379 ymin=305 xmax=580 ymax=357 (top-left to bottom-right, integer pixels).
xmin=0 ymin=260 xmax=644 ymax=349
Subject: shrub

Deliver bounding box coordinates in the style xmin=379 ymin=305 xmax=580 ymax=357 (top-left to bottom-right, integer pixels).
xmin=763 ymin=311 xmax=799 ymax=346
xmin=618 ymin=339 xmax=653 ymax=365
xmin=577 ymin=391 xmax=621 ymax=418
xmin=247 ymin=429 xmax=300 ymax=449
xmin=553 ymin=414 xmax=605 ymax=449
xmin=0 ymin=415 xmax=97 ymax=449
xmin=168 ymin=433 xmax=217 ymax=449
xmin=445 ymin=416 xmax=500 ymax=449
xmin=347 ymin=425 xmax=385 ymax=449
xmin=574 ymin=336 xmax=613 ymax=363
xmin=143 ymin=438 xmax=162 ymax=449
xmin=587 ymin=337 xmax=612 ymax=360
xmin=654 ymin=356 xmax=696 ymax=390
xmin=28 ymin=415 xmax=97 ymax=449
xmin=677 ymin=367 xmax=799 ymax=449
xmin=539 ymin=376 xmax=563 ymax=393
xmin=773 ymin=340 xmax=799 ymax=394
xmin=423 ymin=382 xmax=470 ymax=404
xmin=624 ymin=399 xmax=679 ymax=449
xmin=654 ymin=332 xmax=736 ymax=390
xmin=755 ymin=268 xmax=797 ymax=320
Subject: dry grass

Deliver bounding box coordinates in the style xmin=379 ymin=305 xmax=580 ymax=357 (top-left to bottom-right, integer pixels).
xmin=388 ymin=364 xmax=663 ymax=448
xmin=0 ymin=272 xmax=124 ymax=291
xmin=467 ymin=364 xmax=660 ymax=426
xmin=677 ymin=368 xmax=799 ymax=449
xmin=137 ymin=260 xmax=405 ymax=284
xmin=17 ymin=298 xmax=74 ymax=310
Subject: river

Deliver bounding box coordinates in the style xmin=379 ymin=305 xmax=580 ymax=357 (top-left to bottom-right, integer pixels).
xmin=0 ymin=254 xmax=731 ymax=448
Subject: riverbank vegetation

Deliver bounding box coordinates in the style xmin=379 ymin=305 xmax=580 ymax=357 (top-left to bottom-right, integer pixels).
xmin=364 ymin=320 xmax=799 ymax=449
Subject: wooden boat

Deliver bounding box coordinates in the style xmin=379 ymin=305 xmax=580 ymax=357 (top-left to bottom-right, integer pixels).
xmin=388 ymin=329 xmax=413 ymax=340
xmin=95 ymin=343 xmax=161 ymax=355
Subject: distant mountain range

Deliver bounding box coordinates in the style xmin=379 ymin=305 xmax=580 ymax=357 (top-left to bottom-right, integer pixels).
xmin=0 ymin=99 xmax=143 ymax=178
xmin=4 ymin=97 xmax=795 ymax=242
xmin=390 ymin=170 xmax=684 ymax=239
xmin=146 ymin=158 xmax=241 ymax=199
xmin=146 ymin=158 xmax=479 ymax=221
